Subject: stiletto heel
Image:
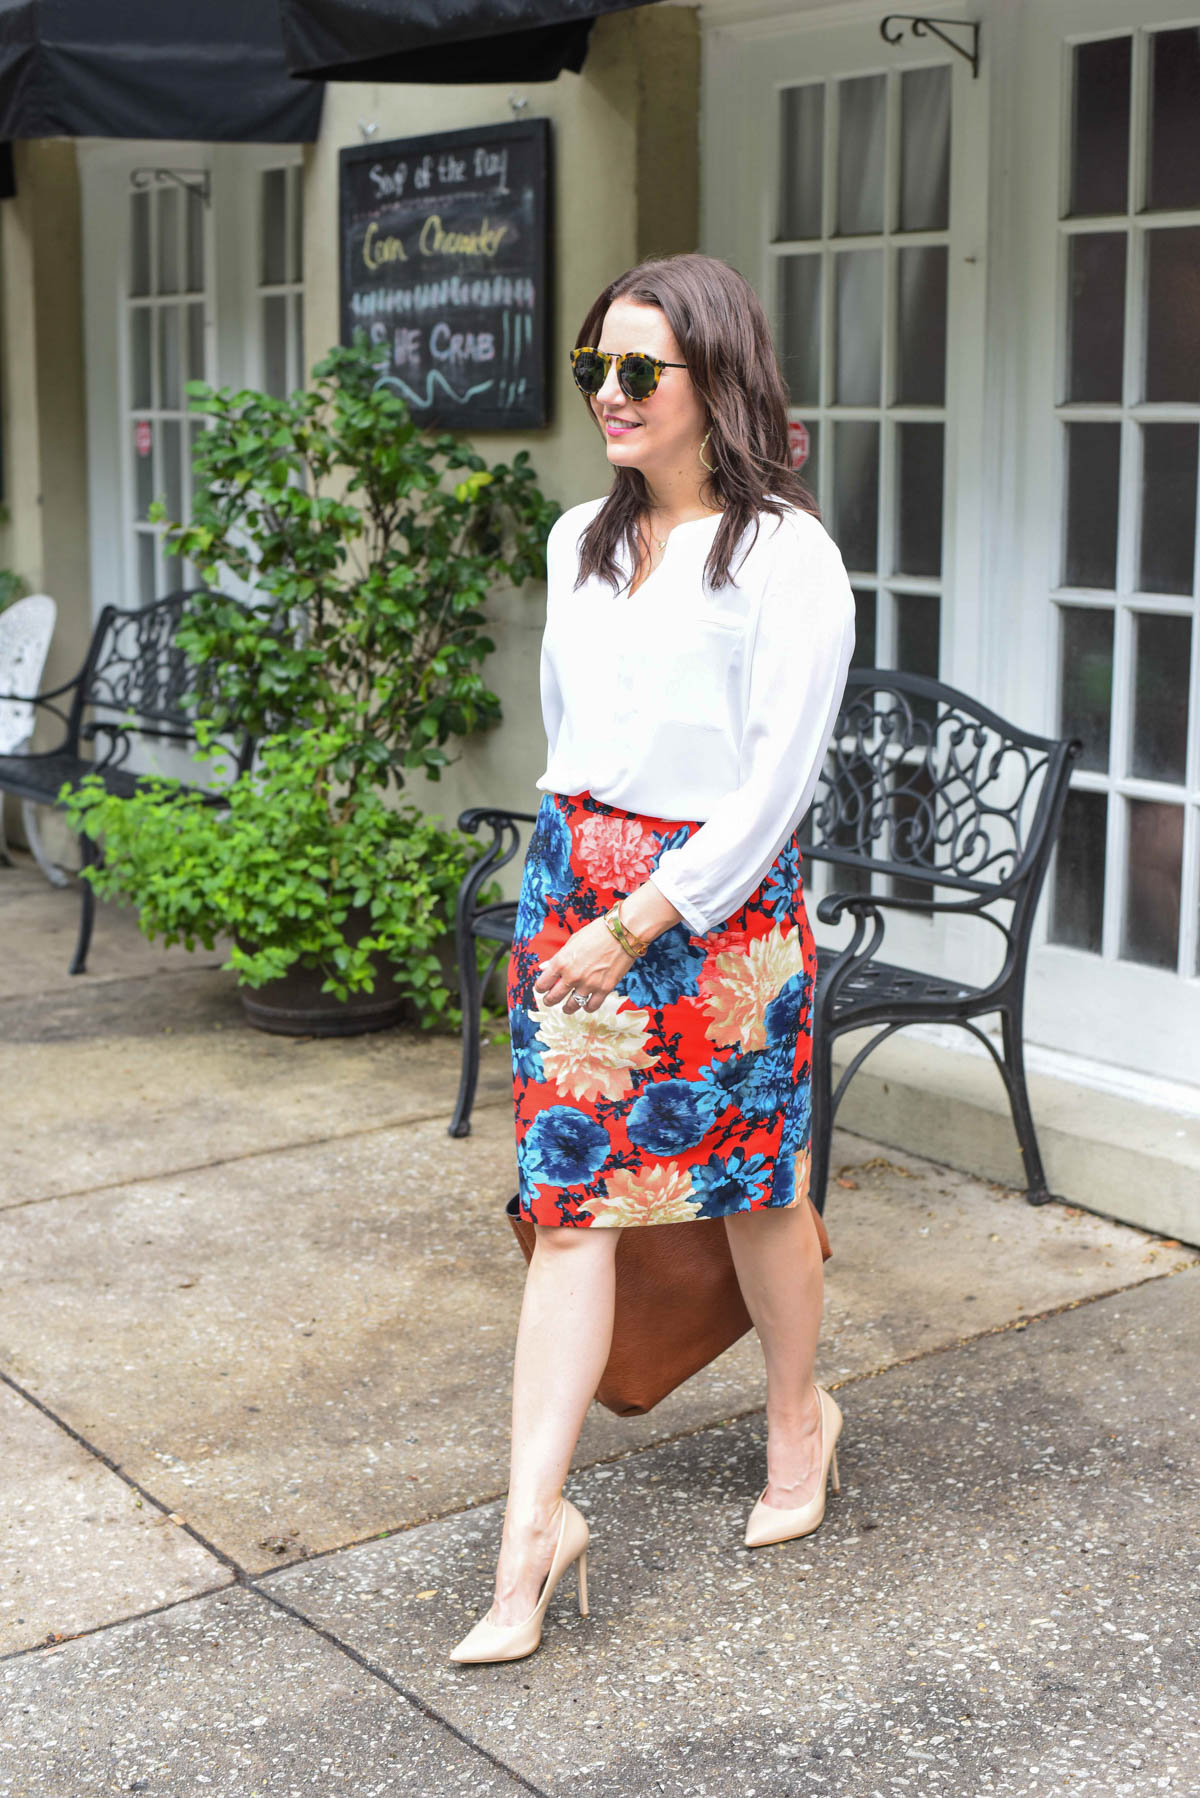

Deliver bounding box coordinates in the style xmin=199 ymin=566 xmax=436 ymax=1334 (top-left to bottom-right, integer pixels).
xmin=449 ymin=1497 xmax=591 ymax=1664
xmin=744 ymin=1383 xmax=843 ymax=1550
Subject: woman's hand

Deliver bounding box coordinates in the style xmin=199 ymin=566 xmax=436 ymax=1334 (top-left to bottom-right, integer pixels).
xmin=533 ymin=916 xmax=635 ymax=1014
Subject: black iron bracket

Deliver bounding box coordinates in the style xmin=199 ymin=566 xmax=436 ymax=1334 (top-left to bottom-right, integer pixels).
xmin=879 ymin=14 xmax=981 ymax=77
xmin=130 ymin=167 xmax=212 ymax=208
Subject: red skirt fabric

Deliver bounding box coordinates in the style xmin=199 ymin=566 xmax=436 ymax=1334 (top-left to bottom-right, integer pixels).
xmin=507 ymin=788 xmax=817 ymax=1227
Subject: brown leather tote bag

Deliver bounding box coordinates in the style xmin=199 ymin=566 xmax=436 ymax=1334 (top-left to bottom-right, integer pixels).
xmin=505 ymin=1193 xmax=831 ymax=1417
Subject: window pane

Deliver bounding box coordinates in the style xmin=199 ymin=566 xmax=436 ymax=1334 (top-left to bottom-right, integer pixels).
xmin=262 ymin=168 xmax=288 ymax=286
xmin=837 ymin=75 xmax=885 ymax=236
xmin=794 ymin=418 xmax=819 ymax=496
xmin=1066 ymin=233 xmax=1125 ymax=402
xmin=834 ymin=249 xmax=882 ymax=405
xmin=1131 ymin=613 xmax=1192 ymax=784
xmin=1139 ymin=425 xmax=1198 ymax=595
xmin=1050 ymin=788 xmax=1107 ymax=951
xmin=851 ymin=589 xmax=877 ymax=669
xmin=130 ymin=190 xmax=150 ymax=298
xmin=777 ymin=256 xmax=822 ymax=407
xmin=1068 ymin=37 xmax=1131 ymax=217
xmin=895 ymin=592 xmax=940 ymax=680
xmin=1058 ymin=605 xmax=1113 ymax=772
xmin=156 ymin=185 xmax=179 ymax=296
xmin=185 ymin=186 xmax=205 ymax=294
xmin=137 ymin=531 xmax=157 ymax=609
xmin=263 ymin=295 xmax=288 ymax=398
xmin=289 ymin=166 xmax=304 ymax=285
xmin=162 ymin=419 xmax=182 ymax=526
xmin=1144 ymin=228 xmax=1200 ymax=404
xmin=899 ymin=66 xmax=950 ymax=233
xmin=187 ymin=420 xmax=205 ymax=503
xmin=129 ymin=307 xmax=152 ymax=411
xmin=895 ymin=424 xmax=943 ymax=577
xmin=1122 ymin=801 xmax=1182 ymax=969
xmin=134 ymin=421 xmax=154 ymax=521
xmin=158 ymin=306 xmax=181 ymax=411
xmin=778 ymin=85 xmax=824 ymax=241
xmin=292 ymin=293 xmax=305 ymax=393
xmin=895 ymin=246 xmax=947 ymax=405
xmin=186 ymin=301 xmax=205 ymax=385
xmin=1064 ymin=423 xmax=1120 ymax=588
xmin=832 ymin=421 xmax=879 ymax=573
xmin=1147 ymin=28 xmax=1200 ymax=212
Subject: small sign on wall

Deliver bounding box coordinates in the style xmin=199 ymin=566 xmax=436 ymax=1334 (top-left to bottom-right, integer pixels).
xmin=339 ymin=118 xmax=552 ymax=432
xmin=135 ymin=420 xmax=152 ymax=458
xmin=788 ymin=419 xmax=810 ymax=471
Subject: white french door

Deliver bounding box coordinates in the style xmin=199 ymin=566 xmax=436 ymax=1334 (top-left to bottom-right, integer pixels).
xmin=1015 ymin=1 xmax=1200 ymax=1080
xmin=702 ymin=5 xmax=989 ymax=986
xmin=80 ymin=142 xmax=305 ymax=624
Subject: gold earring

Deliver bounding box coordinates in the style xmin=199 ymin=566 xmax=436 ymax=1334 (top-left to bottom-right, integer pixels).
xmin=698 ymin=429 xmax=715 ymax=473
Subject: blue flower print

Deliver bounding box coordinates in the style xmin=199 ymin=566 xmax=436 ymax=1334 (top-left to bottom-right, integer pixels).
xmin=762 ymin=841 xmax=803 ymax=922
xmin=765 ymin=1086 xmax=812 ymax=1207
xmin=738 ymin=1050 xmax=794 ymax=1121
xmin=626 ymin=1079 xmax=718 ymax=1155
xmin=620 ymin=926 xmax=707 ymax=1008
xmin=523 ymin=1106 xmax=610 ymax=1188
xmin=509 ymin=1002 xmax=545 ymax=1083
xmin=697 ymin=1049 xmax=789 ymax=1121
xmin=780 ymin=1080 xmax=812 ymax=1155
xmin=690 ymin=1149 xmax=772 ymax=1218
xmin=764 ymin=969 xmax=812 ymax=1048
xmin=768 ymin=1150 xmax=795 ymax=1208
xmin=515 ymin=800 xmax=573 ymax=940
xmin=650 ymin=824 xmax=693 ymax=865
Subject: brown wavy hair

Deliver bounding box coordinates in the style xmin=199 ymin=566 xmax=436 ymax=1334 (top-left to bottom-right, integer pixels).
xmin=573 ymin=252 xmax=818 ymax=593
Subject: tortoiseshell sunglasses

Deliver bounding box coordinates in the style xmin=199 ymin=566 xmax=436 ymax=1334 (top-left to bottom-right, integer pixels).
xmin=570 ymin=346 xmax=687 ymax=403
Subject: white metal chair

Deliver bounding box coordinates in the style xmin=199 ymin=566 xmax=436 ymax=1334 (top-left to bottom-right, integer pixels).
xmin=0 ymin=593 xmax=68 ymax=886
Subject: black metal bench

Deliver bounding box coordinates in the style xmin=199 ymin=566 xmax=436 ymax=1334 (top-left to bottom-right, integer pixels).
xmin=799 ymin=670 xmax=1081 ymax=1210
xmin=448 ymin=670 xmax=1081 ymax=1212
xmin=0 ymin=589 xmax=253 ymax=975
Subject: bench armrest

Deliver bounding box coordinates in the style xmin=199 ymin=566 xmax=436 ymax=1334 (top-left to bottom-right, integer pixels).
xmin=454 ymin=806 xmax=539 ymax=934
xmin=816 ymin=888 xmax=1005 ymax=927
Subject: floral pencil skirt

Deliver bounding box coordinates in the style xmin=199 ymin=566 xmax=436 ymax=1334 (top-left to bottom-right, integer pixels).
xmin=507 ymin=788 xmax=818 ymax=1228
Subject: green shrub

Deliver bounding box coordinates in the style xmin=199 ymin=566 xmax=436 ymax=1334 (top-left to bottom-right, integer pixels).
xmin=62 ymin=337 xmax=554 ymax=1029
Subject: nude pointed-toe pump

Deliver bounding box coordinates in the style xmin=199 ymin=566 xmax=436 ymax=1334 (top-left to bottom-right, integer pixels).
xmin=745 ymin=1383 xmax=842 ymax=1550
xmin=449 ymin=1497 xmax=590 ymax=1665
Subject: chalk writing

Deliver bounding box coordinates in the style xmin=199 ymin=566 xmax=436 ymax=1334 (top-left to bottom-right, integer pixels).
xmin=340 ymin=120 xmax=550 ymax=430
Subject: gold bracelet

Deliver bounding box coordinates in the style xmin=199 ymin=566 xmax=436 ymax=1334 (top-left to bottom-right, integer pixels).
xmin=605 ymin=903 xmax=650 ymax=958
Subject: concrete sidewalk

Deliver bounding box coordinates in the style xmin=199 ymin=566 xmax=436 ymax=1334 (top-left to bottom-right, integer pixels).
xmin=2 ymin=857 xmax=1197 ymax=1796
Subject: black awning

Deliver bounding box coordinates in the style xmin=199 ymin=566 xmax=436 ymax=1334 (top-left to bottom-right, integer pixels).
xmin=277 ymin=0 xmax=657 ymax=84
xmin=0 ymin=0 xmax=323 ymax=141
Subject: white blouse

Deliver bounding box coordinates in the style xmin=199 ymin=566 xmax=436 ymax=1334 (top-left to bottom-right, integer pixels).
xmin=535 ymin=494 xmax=856 ymax=935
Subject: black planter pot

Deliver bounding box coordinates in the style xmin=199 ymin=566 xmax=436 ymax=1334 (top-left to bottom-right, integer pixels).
xmin=236 ymin=911 xmax=455 ymax=1038
xmin=238 ymin=962 xmax=410 ymax=1036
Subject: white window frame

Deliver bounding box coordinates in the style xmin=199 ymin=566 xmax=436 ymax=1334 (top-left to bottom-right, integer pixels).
xmin=1013 ymin=0 xmax=1200 ymax=1081
xmin=701 ymin=1 xmax=991 ymax=990
xmin=79 ymin=141 xmax=305 ymax=626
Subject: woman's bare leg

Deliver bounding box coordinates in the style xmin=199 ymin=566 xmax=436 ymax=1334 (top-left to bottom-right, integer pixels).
xmin=488 ymin=1223 xmax=621 ymax=1625
xmin=724 ymin=1199 xmax=826 ymax=1507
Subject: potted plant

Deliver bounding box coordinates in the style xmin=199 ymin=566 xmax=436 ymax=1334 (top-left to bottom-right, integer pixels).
xmin=64 ymin=338 xmax=557 ymax=1034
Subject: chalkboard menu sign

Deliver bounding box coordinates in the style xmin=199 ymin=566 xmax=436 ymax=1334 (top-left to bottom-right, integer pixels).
xmin=339 ymin=118 xmax=552 ymax=432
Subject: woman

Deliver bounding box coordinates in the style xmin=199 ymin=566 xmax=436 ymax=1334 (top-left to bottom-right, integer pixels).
xmin=451 ymin=252 xmax=856 ymax=1665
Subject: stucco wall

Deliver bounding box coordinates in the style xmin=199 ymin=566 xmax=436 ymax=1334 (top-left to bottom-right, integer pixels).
xmin=302 ymin=7 xmax=700 ymax=840
xmin=0 ymin=140 xmax=89 ymax=856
